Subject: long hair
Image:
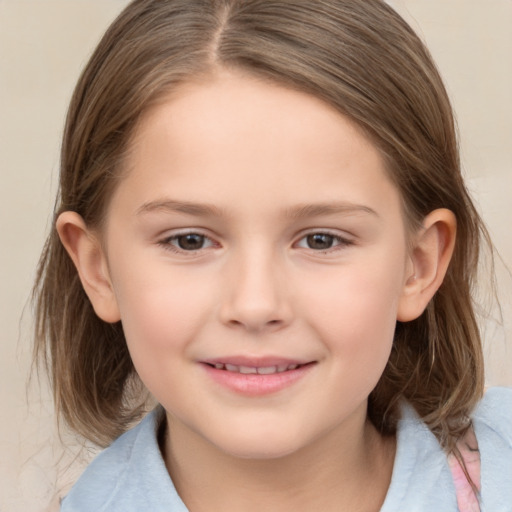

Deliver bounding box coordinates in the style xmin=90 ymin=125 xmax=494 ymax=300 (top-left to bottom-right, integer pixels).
xmin=34 ymin=0 xmax=487 ymax=450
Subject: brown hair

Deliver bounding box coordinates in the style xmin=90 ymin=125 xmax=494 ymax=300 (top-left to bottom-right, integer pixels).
xmin=34 ymin=0 xmax=487 ymax=450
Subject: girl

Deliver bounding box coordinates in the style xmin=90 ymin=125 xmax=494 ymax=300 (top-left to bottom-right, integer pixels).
xmin=33 ymin=0 xmax=511 ymax=510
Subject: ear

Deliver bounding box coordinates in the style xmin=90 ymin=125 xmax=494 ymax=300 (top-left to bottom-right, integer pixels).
xmin=397 ymin=208 xmax=456 ymax=322
xmin=56 ymin=211 xmax=121 ymax=323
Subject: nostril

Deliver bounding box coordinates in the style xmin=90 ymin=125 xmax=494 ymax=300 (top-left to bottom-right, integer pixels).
xmin=225 ymin=317 xmax=284 ymax=332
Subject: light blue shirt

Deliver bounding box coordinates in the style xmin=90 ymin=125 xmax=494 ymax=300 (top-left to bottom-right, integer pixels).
xmin=61 ymin=388 xmax=512 ymax=511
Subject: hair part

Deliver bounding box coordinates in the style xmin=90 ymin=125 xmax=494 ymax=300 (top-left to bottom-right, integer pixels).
xmin=34 ymin=0 xmax=487 ymax=451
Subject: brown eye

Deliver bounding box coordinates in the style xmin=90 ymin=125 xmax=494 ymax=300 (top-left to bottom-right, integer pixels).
xmin=159 ymin=232 xmax=216 ymax=254
xmin=175 ymin=233 xmax=207 ymax=250
xmin=295 ymin=232 xmax=353 ymax=252
xmin=306 ymin=233 xmax=335 ymax=250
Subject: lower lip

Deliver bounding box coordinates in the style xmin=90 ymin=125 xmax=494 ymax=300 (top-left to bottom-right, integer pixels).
xmin=201 ymin=363 xmax=315 ymax=396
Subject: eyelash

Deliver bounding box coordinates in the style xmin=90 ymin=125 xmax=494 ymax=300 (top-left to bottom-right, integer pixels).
xmin=157 ymin=230 xmax=354 ymax=255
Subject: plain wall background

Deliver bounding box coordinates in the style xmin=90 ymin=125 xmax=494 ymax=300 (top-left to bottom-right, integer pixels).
xmin=1 ymin=1 xmax=510 ymax=510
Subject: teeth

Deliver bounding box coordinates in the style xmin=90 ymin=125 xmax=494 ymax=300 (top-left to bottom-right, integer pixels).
xmin=257 ymin=366 xmax=278 ymax=375
xmin=212 ymin=363 xmax=303 ymax=374
xmin=239 ymin=366 xmax=257 ymax=374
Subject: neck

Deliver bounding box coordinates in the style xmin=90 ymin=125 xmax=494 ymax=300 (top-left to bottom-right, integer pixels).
xmin=163 ymin=410 xmax=396 ymax=512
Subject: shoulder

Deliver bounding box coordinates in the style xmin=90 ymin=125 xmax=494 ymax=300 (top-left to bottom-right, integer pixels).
xmin=381 ymin=388 xmax=512 ymax=511
xmin=380 ymin=402 xmax=459 ymax=510
xmin=472 ymin=387 xmax=512 ymax=509
xmin=60 ymin=408 xmax=187 ymax=512
xmin=473 ymin=386 xmax=512 ymax=444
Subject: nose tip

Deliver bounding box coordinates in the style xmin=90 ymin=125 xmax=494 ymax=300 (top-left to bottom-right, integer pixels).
xmin=219 ymin=257 xmax=292 ymax=333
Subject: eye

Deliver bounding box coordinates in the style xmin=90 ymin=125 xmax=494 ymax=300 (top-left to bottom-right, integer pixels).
xmin=295 ymin=232 xmax=352 ymax=251
xmin=159 ymin=232 xmax=216 ymax=252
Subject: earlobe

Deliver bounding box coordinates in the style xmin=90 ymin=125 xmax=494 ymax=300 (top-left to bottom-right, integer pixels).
xmin=397 ymin=208 xmax=456 ymax=322
xmin=56 ymin=211 xmax=121 ymax=323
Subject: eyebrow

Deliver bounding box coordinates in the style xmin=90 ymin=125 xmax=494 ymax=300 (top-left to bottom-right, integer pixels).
xmin=136 ymin=199 xmax=378 ymax=219
xmin=136 ymin=199 xmax=224 ymax=217
xmin=284 ymin=202 xmax=379 ymax=220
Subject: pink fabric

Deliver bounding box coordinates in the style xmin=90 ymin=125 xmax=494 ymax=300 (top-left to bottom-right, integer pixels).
xmin=447 ymin=427 xmax=481 ymax=512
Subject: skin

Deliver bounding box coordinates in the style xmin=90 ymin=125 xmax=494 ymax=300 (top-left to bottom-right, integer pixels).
xmin=58 ymin=70 xmax=456 ymax=511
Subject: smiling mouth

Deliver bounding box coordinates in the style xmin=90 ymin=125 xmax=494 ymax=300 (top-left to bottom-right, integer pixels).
xmin=205 ymin=362 xmax=308 ymax=375
xmin=201 ymin=360 xmax=315 ymax=395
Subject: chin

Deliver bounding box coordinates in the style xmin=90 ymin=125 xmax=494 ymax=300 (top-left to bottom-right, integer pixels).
xmin=211 ymin=429 xmax=310 ymax=461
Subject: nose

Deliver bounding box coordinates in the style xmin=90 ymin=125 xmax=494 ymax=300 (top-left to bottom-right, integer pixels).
xmin=219 ymin=248 xmax=292 ymax=333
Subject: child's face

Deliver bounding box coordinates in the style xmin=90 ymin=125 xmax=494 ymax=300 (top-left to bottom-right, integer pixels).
xmin=101 ymin=71 xmax=414 ymax=458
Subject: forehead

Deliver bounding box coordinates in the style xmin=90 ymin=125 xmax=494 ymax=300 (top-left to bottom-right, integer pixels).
xmin=112 ymin=70 xmax=402 ymax=223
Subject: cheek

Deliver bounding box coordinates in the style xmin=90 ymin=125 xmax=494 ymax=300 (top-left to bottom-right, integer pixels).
xmin=301 ymin=256 xmax=405 ymax=359
xmin=109 ymin=259 xmax=216 ymax=367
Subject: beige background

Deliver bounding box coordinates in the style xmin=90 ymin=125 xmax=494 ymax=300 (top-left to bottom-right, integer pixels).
xmin=0 ymin=1 xmax=510 ymax=510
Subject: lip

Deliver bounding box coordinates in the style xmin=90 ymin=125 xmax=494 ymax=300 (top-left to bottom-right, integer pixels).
xmin=202 ymin=356 xmax=310 ymax=368
xmin=200 ymin=356 xmax=316 ymax=396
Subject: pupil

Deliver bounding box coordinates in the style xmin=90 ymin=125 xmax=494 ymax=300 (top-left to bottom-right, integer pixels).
xmin=307 ymin=233 xmax=334 ymax=250
xmin=178 ymin=234 xmax=204 ymax=250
